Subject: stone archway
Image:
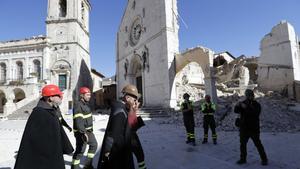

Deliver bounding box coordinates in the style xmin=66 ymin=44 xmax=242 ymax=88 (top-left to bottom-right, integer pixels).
xmin=175 ymin=47 xmax=217 ymax=102
xmin=0 ymin=90 xmax=6 ymax=114
xmin=128 ymin=54 xmax=144 ymax=105
xmin=13 ymin=88 xmax=26 ymax=103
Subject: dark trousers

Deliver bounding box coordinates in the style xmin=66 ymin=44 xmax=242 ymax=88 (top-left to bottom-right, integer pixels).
xmin=239 ymin=130 xmax=267 ymax=161
xmin=183 ymin=115 xmax=195 ymax=142
xmin=72 ymin=132 xmax=98 ymax=164
xmin=131 ymin=132 xmax=146 ymax=169
xmin=203 ymin=116 xmax=217 ymax=140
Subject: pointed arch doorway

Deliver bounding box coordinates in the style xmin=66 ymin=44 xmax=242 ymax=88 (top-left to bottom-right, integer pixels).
xmin=128 ymin=54 xmax=144 ymax=106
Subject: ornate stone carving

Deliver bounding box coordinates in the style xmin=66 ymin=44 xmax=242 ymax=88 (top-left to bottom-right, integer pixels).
xmin=124 ymin=59 xmax=129 ymax=79
xmin=141 ymin=45 xmax=149 ymax=72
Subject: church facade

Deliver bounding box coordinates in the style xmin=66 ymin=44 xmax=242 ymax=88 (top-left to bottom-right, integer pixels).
xmin=0 ymin=0 xmax=93 ymax=115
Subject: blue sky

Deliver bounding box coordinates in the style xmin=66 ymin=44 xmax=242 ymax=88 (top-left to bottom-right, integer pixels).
xmin=0 ymin=0 xmax=299 ymax=77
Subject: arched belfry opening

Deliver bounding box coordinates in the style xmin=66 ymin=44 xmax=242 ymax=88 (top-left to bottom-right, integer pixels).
xmin=59 ymin=0 xmax=67 ymax=17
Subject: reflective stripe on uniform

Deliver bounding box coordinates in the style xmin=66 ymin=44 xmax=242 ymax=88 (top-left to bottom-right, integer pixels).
xmin=204 ymin=134 xmax=208 ymax=138
xmin=201 ymin=103 xmax=216 ymax=111
xmin=87 ymin=153 xmax=95 ymax=158
xmin=72 ymin=159 xmax=80 ymax=165
xmin=204 ymin=113 xmax=214 ymax=116
xmin=138 ymin=161 xmax=146 ymax=169
xmin=73 ymin=113 xmax=92 ymax=119
xmin=212 ymin=134 xmax=217 ymax=139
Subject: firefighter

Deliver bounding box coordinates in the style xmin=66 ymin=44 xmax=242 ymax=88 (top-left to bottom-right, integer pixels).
xmin=71 ymin=87 xmax=98 ymax=169
xmin=180 ymin=93 xmax=196 ymax=146
xmin=97 ymin=84 xmax=140 ymax=169
xmin=234 ymin=89 xmax=268 ymax=165
xmin=201 ymin=95 xmax=217 ymax=144
xmin=14 ymin=84 xmax=73 ymax=169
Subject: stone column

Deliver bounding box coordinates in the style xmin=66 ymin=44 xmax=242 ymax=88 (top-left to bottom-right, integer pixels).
xmin=6 ymin=59 xmax=11 ymax=83
xmin=204 ymin=76 xmax=217 ymax=104
xmin=25 ymin=57 xmax=29 ymax=79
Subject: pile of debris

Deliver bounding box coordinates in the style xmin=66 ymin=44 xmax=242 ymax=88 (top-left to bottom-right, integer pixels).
xmin=163 ymin=91 xmax=300 ymax=133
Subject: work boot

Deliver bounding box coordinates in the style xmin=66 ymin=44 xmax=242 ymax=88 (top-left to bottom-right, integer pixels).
xmin=71 ymin=165 xmax=81 ymax=169
xmin=191 ymin=141 xmax=196 ymax=146
xmin=261 ymin=159 xmax=268 ymax=166
xmin=185 ymin=138 xmax=191 ymax=144
xmin=202 ymin=138 xmax=208 ymax=144
xmin=213 ymin=139 xmax=217 ymax=145
xmin=83 ymin=158 xmax=93 ymax=169
xmin=236 ymin=159 xmax=247 ymax=165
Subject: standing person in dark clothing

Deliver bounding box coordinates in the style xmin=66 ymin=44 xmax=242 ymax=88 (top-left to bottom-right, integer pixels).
xmin=97 ymin=84 xmax=140 ymax=169
xmin=180 ymin=93 xmax=196 ymax=146
xmin=71 ymin=87 xmax=98 ymax=169
xmin=14 ymin=84 xmax=73 ymax=169
xmin=234 ymin=89 xmax=268 ymax=166
xmin=201 ymin=95 xmax=217 ymax=144
xmin=128 ymin=102 xmax=147 ymax=169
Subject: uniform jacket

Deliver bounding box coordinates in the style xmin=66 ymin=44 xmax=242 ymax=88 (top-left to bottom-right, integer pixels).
xmin=234 ymin=99 xmax=261 ymax=132
xmin=14 ymin=99 xmax=72 ymax=169
xmin=73 ymin=100 xmax=93 ymax=133
xmin=201 ymin=101 xmax=216 ymax=116
xmin=97 ymin=101 xmax=134 ymax=169
xmin=180 ymin=100 xmax=194 ymax=116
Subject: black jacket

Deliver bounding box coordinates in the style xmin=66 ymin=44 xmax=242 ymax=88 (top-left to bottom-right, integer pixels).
xmin=97 ymin=101 xmax=134 ymax=169
xmin=14 ymin=99 xmax=72 ymax=169
xmin=73 ymin=100 xmax=93 ymax=133
xmin=234 ymin=99 xmax=261 ymax=132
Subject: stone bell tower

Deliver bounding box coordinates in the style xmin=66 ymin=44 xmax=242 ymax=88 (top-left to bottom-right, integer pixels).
xmin=46 ymin=0 xmax=92 ymax=112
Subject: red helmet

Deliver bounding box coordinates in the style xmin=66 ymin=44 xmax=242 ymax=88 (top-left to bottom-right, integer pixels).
xmin=80 ymin=87 xmax=91 ymax=94
xmin=42 ymin=84 xmax=63 ymax=97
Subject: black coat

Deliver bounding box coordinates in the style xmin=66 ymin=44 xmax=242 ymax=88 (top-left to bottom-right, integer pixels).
xmin=97 ymin=101 xmax=134 ymax=169
xmin=234 ymin=99 xmax=261 ymax=132
xmin=14 ymin=99 xmax=72 ymax=169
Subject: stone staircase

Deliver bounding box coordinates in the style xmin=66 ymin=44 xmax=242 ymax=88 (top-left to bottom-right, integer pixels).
xmin=7 ymin=98 xmax=40 ymax=120
xmin=137 ymin=107 xmax=172 ymax=118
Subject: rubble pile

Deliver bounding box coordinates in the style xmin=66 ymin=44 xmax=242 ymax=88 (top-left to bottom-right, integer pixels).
xmin=164 ymin=92 xmax=300 ymax=133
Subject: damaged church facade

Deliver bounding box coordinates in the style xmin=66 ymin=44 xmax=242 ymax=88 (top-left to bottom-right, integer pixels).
xmin=117 ymin=0 xmax=300 ymax=109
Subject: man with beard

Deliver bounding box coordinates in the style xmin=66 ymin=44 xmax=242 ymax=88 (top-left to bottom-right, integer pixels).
xmin=14 ymin=84 xmax=73 ymax=169
xmin=97 ymin=84 xmax=141 ymax=169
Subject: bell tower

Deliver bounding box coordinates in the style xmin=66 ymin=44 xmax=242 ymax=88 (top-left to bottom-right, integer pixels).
xmin=45 ymin=0 xmax=92 ymax=112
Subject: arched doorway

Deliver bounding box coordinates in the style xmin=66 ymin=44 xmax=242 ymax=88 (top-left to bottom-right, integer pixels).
xmin=0 ymin=90 xmax=6 ymax=114
xmin=175 ymin=47 xmax=217 ymax=102
xmin=13 ymin=88 xmax=26 ymax=103
xmin=129 ymin=54 xmax=143 ymax=105
xmin=175 ymin=62 xmax=206 ymax=101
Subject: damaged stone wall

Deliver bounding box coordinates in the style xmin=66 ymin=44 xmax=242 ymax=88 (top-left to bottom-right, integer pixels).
xmin=258 ymin=21 xmax=300 ymax=98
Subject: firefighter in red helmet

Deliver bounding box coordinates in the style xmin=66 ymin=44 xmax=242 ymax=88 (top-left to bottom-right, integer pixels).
xmin=71 ymin=87 xmax=98 ymax=169
xmin=14 ymin=84 xmax=73 ymax=169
